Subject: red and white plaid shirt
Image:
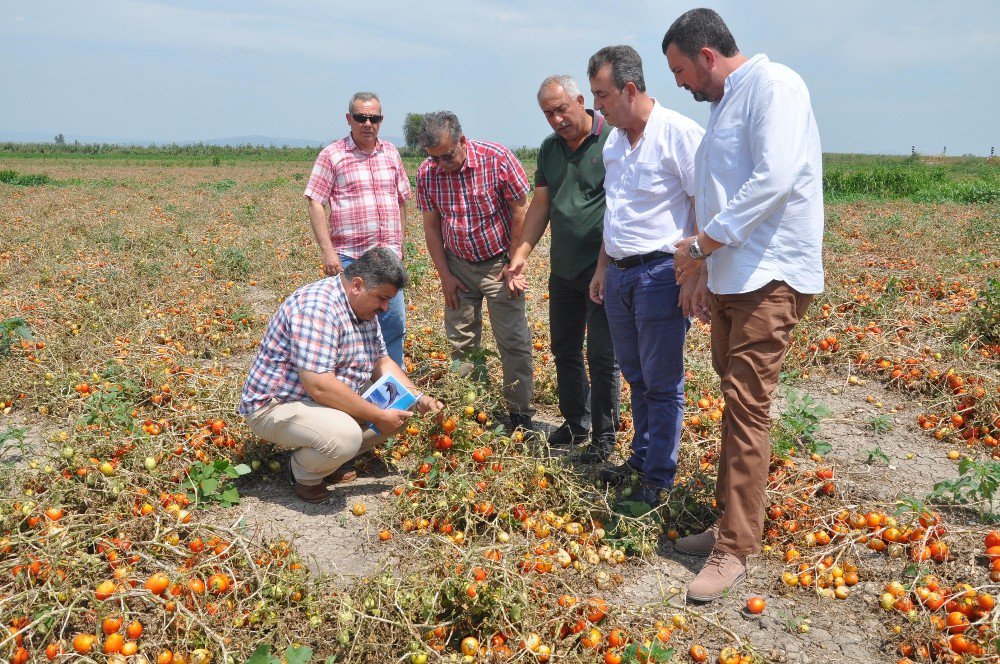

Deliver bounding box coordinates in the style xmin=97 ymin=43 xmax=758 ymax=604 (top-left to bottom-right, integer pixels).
xmin=416 ymin=140 xmax=529 ymax=262
xmin=304 ymin=136 xmax=411 ymax=258
xmin=238 ymin=276 xmax=386 ymax=416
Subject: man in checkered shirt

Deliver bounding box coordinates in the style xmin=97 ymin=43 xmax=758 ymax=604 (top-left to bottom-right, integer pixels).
xmin=304 ymin=91 xmax=412 ymax=367
xmin=239 ymin=248 xmax=441 ymax=504
xmin=416 ymin=111 xmax=536 ymax=432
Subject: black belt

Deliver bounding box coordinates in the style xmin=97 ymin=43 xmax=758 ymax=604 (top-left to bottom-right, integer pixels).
xmin=611 ymin=250 xmax=673 ymax=270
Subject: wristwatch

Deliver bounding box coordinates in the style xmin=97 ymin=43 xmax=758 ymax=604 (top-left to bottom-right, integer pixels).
xmin=689 ymin=237 xmax=707 ymax=260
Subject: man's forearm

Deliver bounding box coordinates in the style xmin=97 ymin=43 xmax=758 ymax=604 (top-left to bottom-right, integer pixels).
xmin=511 ymin=189 xmax=549 ymax=262
xmin=422 ymin=213 xmax=452 ymax=277
xmin=307 ymin=199 xmax=335 ymax=254
xmin=398 ymin=201 xmax=407 ymax=246
xmin=507 ymin=196 xmax=528 ymax=253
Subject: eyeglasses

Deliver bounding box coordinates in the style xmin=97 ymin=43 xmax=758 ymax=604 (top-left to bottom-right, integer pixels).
xmin=351 ymin=113 xmax=383 ymax=124
xmin=428 ymin=145 xmax=463 ymax=164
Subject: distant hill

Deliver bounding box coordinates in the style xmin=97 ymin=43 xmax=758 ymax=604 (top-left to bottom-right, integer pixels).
xmin=0 ymin=131 xmax=407 ymax=149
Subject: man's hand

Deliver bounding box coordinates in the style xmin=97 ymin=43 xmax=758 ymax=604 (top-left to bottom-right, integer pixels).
xmin=678 ymin=261 xmax=704 ymax=317
xmin=371 ymin=408 xmax=413 ymax=436
xmin=440 ymin=272 xmax=470 ymax=310
xmin=673 ymin=236 xmax=699 ymax=285
xmin=501 ymin=256 xmax=529 ymax=296
xmin=589 ymin=267 xmax=607 ymax=304
xmin=692 ymin=269 xmax=712 ymax=324
xmin=322 ymin=249 xmax=344 ymax=276
xmin=415 ymin=394 xmax=444 ymax=415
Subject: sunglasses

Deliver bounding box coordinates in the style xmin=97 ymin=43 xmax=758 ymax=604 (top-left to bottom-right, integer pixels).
xmin=428 ymin=145 xmax=463 ymax=164
xmin=351 ymin=113 xmax=383 ymax=124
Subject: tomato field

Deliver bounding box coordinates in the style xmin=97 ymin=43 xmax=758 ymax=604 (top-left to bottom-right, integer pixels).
xmin=0 ymin=147 xmax=998 ymax=663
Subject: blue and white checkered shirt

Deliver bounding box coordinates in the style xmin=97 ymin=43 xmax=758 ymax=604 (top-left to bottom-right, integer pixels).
xmin=238 ymin=276 xmax=386 ymax=415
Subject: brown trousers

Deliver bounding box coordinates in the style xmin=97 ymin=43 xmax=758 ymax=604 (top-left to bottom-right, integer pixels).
xmin=711 ymin=281 xmax=813 ymax=555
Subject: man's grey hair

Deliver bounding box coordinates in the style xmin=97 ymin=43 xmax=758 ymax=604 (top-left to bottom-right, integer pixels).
xmin=417 ymin=111 xmax=463 ymax=150
xmin=343 ymin=247 xmax=408 ymax=290
xmin=537 ymin=74 xmax=582 ymax=102
xmin=661 ymin=8 xmax=739 ymax=59
xmin=587 ymin=45 xmax=647 ymax=93
xmin=348 ymin=91 xmax=381 ymax=113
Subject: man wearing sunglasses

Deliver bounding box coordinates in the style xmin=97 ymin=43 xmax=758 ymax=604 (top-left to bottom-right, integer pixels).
xmin=305 ymin=91 xmax=411 ymax=368
xmin=416 ymin=111 xmax=536 ymax=434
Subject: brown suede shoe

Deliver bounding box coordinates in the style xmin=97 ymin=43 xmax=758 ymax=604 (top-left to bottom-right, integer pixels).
xmin=675 ymin=523 xmax=719 ymax=556
xmin=292 ymin=482 xmax=331 ymax=504
xmin=687 ymin=549 xmax=747 ymax=602
xmin=323 ymin=464 xmax=357 ymax=485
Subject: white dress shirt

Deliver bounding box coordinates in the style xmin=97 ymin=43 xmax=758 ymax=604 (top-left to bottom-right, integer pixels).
xmin=696 ymin=54 xmax=824 ymax=295
xmin=603 ymin=100 xmax=704 ymax=259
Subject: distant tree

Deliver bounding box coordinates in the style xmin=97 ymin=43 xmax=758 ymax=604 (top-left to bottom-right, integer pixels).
xmin=403 ymin=113 xmax=425 ymax=150
xmin=54 ymin=133 xmax=65 ymax=145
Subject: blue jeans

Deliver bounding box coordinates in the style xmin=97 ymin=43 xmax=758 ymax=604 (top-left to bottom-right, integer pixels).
xmin=339 ymin=254 xmax=406 ymax=367
xmin=604 ymin=256 xmax=689 ymax=489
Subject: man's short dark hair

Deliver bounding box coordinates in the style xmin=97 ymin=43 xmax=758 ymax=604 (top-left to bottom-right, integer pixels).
xmin=587 ymin=45 xmax=646 ymax=93
xmin=343 ymin=247 xmax=408 ymax=290
xmin=418 ymin=111 xmax=462 ymax=150
xmin=661 ymin=8 xmax=739 ymax=58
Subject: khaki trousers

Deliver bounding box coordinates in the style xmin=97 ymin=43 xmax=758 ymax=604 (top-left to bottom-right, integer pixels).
xmin=711 ymin=281 xmax=813 ymax=555
xmin=246 ymin=399 xmax=388 ymax=486
xmin=444 ymin=253 xmax=534 ymax=415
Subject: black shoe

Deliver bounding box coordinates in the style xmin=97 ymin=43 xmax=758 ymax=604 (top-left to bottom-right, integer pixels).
xmin=632 ymin=483 xmax=665 ymax=509
xmin=598 ymin=460 xmax=643 ymax=485
xmin=509 ymin=413 xmax=539 ymax=439
xmin=578 ymin=434 xmax=616 ymax=464
xmin=547 ymin=422 xmax=589 ymax=448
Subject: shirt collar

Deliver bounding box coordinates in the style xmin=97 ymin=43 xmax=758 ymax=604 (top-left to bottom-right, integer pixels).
xmin=332 ymin=275 xmax=363 ymax=325
xmin=345 ymin=133 xmax=382 ymax=154
xmin=724 ymin=53 xmax=769 ymax=95
xmin=459 ymin=139 xmax=478 ymax=172
xmin=590 ymin=109 xmax=605 ymax=136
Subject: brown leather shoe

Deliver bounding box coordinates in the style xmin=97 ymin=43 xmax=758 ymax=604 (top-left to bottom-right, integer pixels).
xmin=675 ymin=523 xmax=719 ymax=556
xmin=687 ymin=549 xmax=747 ymax=602
xmin=293 ymin=482 xmax=331 ymax=504
xmin=323 ymin=464 xmax=357 ymax=485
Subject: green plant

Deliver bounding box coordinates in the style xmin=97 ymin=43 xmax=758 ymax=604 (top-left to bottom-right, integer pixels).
xmin=954 ymin=276 xmax=1000 ymax=344
xmin=0 ymin=428 xmax=27 ymax=464
xmin=772 ymin=388 xmax=831 ymax=458
xmin=217 ymin=247 xmax=252 ymax=279
xmin=0 ymin=169 xmax=52 ymax=186
xmin=80 ymin=377 xmax=143 ymax=430
xmin=185 ymin=459 xmax=251 ymax=508
xmin=622 ymin=642 xmax=674 ymax=663
xmin=0 ymin=317 xmax=32 ymax=356
xmin=867 ymin=415 xmax=894 ymax=435
xmin=245 ymin=644 xmax=328 ymax=664
xmin=865 ymin=445 xmax=890 ymax=465
xmin=928 ymin=458 xmax=1000 ymax=522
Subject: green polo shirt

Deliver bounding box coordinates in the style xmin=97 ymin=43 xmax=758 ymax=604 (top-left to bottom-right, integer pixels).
xmin=535 ymin=110 xmax=611 ymax=280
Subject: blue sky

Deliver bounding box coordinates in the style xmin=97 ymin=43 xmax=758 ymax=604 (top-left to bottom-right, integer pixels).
xmin=2 ymin=1 xmax=997 ymax=155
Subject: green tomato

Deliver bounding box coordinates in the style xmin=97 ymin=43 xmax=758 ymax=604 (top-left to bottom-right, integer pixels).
xmin=143 ymin=456 xmax=158 ymax=471
xmin=61 ymin=446 xmax=75 ymax=460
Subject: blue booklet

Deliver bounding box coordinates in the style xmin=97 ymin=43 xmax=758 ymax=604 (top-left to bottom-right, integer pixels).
xmin=361 ymin=374 xmax=417 ymax=433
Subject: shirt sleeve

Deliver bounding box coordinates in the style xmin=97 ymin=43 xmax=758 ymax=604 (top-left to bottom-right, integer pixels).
xmin=671 ymin=124 xmax=704 ymax=198
xmin=287 ymin=306 xmax=340 ymax=374
xmin=303 ymin=148 xmax=335 ymax=204
xmin=703 ymin=80 xmax=811 ymax=248
xmin=534 ymin=141 xmax=549 ymax=188
xmin=415 ymin=165 xmax=437 ymax=212
xmin=501 ymin=149 xmax=531 ymax=200
xmin=394 ymin=150 xmax=412 ymax=202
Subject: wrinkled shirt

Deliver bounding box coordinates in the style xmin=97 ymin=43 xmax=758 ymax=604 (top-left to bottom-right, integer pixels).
xmin=602 ymin=100 xmax=704 ymax=259
xmin=696 ymin=54 xmax=824 ymax=295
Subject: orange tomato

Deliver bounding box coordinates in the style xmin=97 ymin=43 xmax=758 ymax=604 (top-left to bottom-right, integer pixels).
xmin=145 ymin=572 xmax=170 ymax=595
xmin=157 ymin=649 xmax=174 ymax=664
xmin=188 ymin=577 xmax=206 ymax=594
xmin=102 ymin=616 xmax=123 ymax=635
xmin=985 ymin=530 xmax=1000 ymax=549
xmin=126 ymin=620 xmax=143 ymax=639
xmin=103 ymin=633 xmax=124 ymax=654
xmin=746 ymin=597 xmax=766 ymax=614
xmin=689 ymin=645 xmax=708 ymax=662
xmin=208 ymin=573 xmax=231 ymax=594
xmin=585 ymin=596 xmax=608 ymax=623
xmin=607 ymin=628 xmax=627 ymax=648
xmin=121 ymin=641 xmax=139 ymax=657
xmin=72 ymin=634 xmax=96 ymax=654
xmin=95 ymin=580 xmax=116 ymax=600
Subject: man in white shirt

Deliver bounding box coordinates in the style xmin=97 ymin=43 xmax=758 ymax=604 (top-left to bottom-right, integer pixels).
xmin=586 ymin=45 xmax=704 ymax=507
xmin=662 ymin=8 xmax=824 ymax=602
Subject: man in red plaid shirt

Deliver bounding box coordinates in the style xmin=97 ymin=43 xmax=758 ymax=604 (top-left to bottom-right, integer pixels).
xmin=305 ymin=91 xmax=411 ymax=367
xmin=416 ymin=111 xmax=536 ymax=431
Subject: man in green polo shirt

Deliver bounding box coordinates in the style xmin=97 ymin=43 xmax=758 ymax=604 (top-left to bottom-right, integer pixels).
xmin=507 ymin=74 xmax=620 ymax=462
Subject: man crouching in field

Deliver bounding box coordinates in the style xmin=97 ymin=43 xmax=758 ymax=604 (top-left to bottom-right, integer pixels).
xmin=238 ymin=247 xmax=442 ymax=504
